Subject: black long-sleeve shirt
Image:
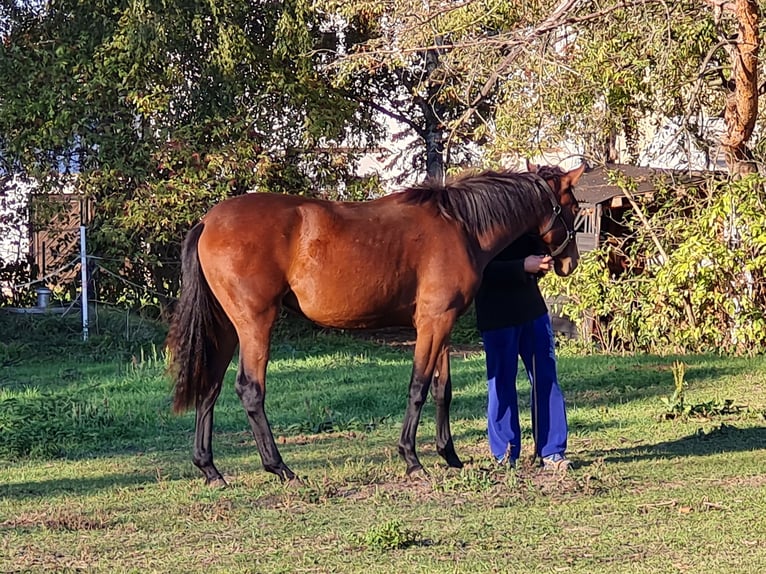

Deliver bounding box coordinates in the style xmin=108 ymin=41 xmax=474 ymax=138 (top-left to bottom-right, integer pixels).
xmin=474 ymin=234 xmax=548 ymax=332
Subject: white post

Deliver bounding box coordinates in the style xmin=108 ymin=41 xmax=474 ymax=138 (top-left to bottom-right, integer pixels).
xmin=80 ymin=225 xmax=89 ymax=341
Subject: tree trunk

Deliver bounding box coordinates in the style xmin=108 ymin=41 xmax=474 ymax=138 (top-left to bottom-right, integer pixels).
xmin=424 ymin=114 xmax=444 ymax=181
xmin=721 ymin=0 xmax=759 ymax=175
xmin=422 ymin=46 xmax=445 ymax=183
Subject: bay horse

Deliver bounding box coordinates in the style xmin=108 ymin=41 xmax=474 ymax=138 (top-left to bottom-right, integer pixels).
xmin=166 ymin=162 xmax=584 ymax=485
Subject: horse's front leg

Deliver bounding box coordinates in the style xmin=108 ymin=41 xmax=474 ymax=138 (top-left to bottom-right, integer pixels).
xmin=399 ymin=320 xmax=454 ymax=476
xmin=431 ymin=345 xmax=463 ymax=469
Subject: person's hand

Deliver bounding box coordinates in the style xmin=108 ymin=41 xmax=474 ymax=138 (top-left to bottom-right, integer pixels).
xmin=524 ymin=254 xmax=553 ymax=274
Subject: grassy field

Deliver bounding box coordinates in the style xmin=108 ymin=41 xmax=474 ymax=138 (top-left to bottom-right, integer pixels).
xmin=1 ymin=311 xmax=766 ymax=573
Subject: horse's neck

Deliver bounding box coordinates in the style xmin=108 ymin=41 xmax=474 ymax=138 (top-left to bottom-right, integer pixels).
xmin=475 ymin=224 xmax=538 ymax=267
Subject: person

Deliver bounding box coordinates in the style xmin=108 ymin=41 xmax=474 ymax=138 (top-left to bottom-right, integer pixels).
xmin=475 ymin=233 xmax=570 ymax=471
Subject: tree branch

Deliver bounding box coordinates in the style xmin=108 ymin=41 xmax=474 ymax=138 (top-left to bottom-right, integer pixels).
xmin=356 ymin=98 xmax=425 ymax=136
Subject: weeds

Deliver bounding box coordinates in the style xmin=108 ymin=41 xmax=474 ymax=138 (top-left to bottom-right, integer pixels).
xmin=0 ymin=393 xmax=117 ymax=459
xmin=661 ymin=360 xmax=745 ymax=420
xmin=433 ymin=467 xmax=498 ymax=494
xmin=128 ymin=343 xmax=167 ymax=372
xmin=660 ymin=361 xmax=689 ymax=418
xmin=355 ymin=519 xmax=421 ymax=550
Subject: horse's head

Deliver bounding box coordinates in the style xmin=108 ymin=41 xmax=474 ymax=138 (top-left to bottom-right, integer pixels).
xmin=527 ymin=161 xmax=585 ymax=277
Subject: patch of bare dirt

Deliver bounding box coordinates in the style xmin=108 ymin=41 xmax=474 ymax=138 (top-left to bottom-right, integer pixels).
xmin=2 ymin=509 xmax=112 ymax=531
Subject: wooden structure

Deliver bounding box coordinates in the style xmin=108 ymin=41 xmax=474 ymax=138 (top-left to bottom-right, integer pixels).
xmin=30 ymin=192 xmax=91 ymax=284
xmin=572 ymin=164 xmax=711 ymax=253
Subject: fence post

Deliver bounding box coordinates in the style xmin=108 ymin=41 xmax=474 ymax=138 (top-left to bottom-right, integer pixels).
xmin=80 ymin=225 xmax=89 ymax=341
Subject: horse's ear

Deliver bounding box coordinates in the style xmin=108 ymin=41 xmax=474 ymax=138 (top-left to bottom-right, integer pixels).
xmin=564 ymin=162 xmax=586 ymax=186
xmin=526 ymin=159 xmax=538 ymax=173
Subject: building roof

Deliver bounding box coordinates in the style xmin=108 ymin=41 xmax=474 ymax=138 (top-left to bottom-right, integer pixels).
xmin=575 ymin=164 xmax=714 ymax=205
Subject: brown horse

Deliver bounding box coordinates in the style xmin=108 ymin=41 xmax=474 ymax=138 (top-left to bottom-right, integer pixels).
xmin=166 ymin=162 xmax=584 ymax=485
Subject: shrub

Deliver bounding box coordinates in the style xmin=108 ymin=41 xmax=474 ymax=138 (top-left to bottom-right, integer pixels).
xmin=356 ymin=519 xmax=421 ymax=550
xmin=543 ymin=173 xmax=766 ymax=355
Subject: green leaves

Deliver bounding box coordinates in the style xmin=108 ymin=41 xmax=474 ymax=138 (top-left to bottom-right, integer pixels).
xmin=543 ymin=174 xmax=766 ymax=355
xmin=1 ymin=0 xmax=374 ymax=310
xmin=355 ymin=519 xmax=421 ymax=550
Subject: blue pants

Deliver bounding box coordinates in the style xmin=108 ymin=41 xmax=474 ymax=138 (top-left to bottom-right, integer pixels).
xmin=482 ymin=313 xmax=568 ymax=461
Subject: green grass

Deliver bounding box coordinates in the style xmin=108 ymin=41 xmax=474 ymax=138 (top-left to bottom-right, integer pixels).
xmin=1 ymin=311 xmax=766 ymax=573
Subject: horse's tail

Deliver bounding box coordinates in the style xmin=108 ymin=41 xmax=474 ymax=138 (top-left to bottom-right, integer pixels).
xmin=166 ymin=222 xmax=234 ymax=413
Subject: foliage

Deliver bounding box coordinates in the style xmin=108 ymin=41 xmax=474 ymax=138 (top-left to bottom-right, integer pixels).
xmin=543 ymin=173 xmax=766 ymax=354
xmin=0 ymin=177 xmax=37 ymax=306
xmin=320 ymin=0 xmax=500 ymax=180
xmin=519 ymin=1 xmax=722 ymax=162
xmin=321 ymin=1 xmax=736 ymax=165
xmin=3 ymin=0 xmax=766 ymax=349
xmin=0 ymin=0 xmax=380 ymax=310
xmin=355 ymin=519 xmax=421 ymax=550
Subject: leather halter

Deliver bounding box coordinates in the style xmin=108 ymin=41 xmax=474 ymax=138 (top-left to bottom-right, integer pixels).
xmin=534 ymin=177 xmax=576 ymax=258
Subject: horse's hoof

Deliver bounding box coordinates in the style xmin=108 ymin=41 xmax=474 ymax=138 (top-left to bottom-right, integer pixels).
xmin=438 ymin=445 xmax=464 ymax=469
xmin=445 ymin=455 xmax=464 ymax=469
xmin=406 ymin=466 xmax=429 ymax=481
xmin=206 ymin=477 xmax=228 ymax=489
xmin=286 ymin=475 xmax=305 ymax=487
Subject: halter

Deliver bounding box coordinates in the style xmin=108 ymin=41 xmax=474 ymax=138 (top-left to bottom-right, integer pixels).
xmin=534 ymin=177 xmax=576 ymax=258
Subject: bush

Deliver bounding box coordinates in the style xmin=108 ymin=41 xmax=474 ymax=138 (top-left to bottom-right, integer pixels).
xmin=543 ymin=173 xmax=766 ymax=355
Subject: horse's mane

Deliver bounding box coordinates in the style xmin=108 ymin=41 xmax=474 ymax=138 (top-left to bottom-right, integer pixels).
xmin=399 ymin=168 xmax=563 ymax=237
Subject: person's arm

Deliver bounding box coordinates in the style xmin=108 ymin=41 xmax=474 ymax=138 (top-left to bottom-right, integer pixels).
xmin=482 ymin=255 xmax=553 ymax=286
xmin=482 ymin=258 xmax=528 ymax=285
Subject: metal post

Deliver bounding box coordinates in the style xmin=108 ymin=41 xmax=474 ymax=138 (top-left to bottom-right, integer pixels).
xmin=80 ymin=225 xmax=89 ymax=341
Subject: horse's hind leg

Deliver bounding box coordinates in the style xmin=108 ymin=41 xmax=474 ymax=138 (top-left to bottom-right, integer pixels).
xmin=431 ymin=346 xmax=463 ymax=469
xmin=193 ymin=332 xmax=237 ymax=486
xmin=235 ymin=313 xmax=296 ymax=482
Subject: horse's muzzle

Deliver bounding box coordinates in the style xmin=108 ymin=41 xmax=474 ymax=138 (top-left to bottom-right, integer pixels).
xmin=554 ymin=256 xmax=578 ymax=277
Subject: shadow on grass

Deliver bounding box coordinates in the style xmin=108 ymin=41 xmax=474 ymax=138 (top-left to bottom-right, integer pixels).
xmin=267 ymin=347 xmax=759 ymax=421
xmin=555 ymin=354 xmax=753 ymax=407
xmin=582 ymin=423 xmax=766 ymax=466
xmin=0 ymin=470 xmax=174 ymax=501
xmin=5 ymin=326 xmax=764 ymax=497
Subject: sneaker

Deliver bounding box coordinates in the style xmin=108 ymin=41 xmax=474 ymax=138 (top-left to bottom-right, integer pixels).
xmin=542 ymin=453 xmax=571 ymax=472
xmin=494 ymin=455 xmax=517 ymax=469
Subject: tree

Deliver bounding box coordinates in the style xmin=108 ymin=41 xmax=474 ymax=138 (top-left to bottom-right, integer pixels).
xmin=325 ymin=1 xmax=764 ymax=173
xmin=0 ymin=0 xmax=377 ymax=312
xmin=319 ymin=1 xmax=499 ymax=183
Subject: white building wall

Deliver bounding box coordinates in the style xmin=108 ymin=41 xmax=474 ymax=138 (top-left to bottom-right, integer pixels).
xmin=0 ymin=176 xmax=31 ymax=264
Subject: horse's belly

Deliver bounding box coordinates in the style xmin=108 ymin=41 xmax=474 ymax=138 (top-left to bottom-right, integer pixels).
xmin=288 ymin=275 xmax=415 ymax=329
